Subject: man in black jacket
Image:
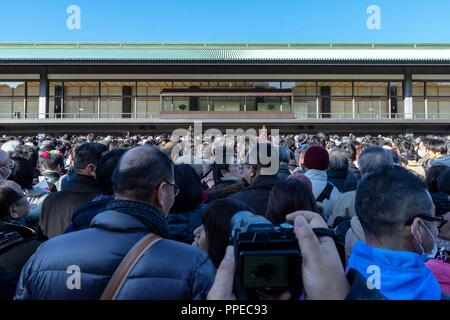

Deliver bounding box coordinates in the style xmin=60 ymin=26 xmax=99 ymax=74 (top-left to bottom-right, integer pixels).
xmin=0 ymin=181 xmax=41 ymax=300
xmin=15 ymin=146 xmax=215 ymax=300
xmin=65 ymin=149 xmax=126 ymax=233
xmin=229 ymin=143 xmax=280 ymax=215
xmin=38 ymin=143 xmax=107 ymax=238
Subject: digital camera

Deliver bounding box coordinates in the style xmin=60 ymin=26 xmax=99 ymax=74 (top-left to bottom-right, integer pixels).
xmin=229 ymin=211 xmax=302 ymax=300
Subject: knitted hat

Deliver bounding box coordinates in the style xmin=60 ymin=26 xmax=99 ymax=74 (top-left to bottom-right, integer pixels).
xmin=287 ymin=172 xmax=313 ymax=194
xmin=303 ymin=145 xmax=329 ymax=170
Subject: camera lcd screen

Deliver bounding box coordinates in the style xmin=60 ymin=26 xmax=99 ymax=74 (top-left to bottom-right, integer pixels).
xmin=241 ymin=254 xmax=289 ymax=289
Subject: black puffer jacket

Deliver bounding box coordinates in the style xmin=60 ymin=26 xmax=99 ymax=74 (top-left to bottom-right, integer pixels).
xmin=0 ymin=222 xmax=41 ymax=300
xmin=15 ymin=206 xmax=215 ymax=300
xmin=168 ymin=204 xmax=205 ymax=244
xmin=0 ymin=222 xmax=41 ymax=272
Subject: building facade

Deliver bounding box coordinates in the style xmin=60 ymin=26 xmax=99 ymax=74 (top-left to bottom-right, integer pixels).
xmin=2 ymin=43 xmax=450 ymax=133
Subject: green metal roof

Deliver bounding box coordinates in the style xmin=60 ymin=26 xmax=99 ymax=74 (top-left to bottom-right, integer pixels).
xmin=1 ymin=42 xmax=450 ymax=62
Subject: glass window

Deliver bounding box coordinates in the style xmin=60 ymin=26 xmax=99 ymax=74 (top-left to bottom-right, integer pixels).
xmin=63 ymin=82 xmax=100 ymax=97
xmin=291 ymin=82 xmax=317 ymax=97
xmin=413 ymin=82 xmax=425 ymax=97
xmin=101 ymin=82 xmax=134 ymax=97
xmin=318 ymin=82 xmax=353 ymax=97
xmin=354 ymin=82 xmax=388 ymax=97
xmin=27 ymin=82 xmax=40 ymax=97
xmin=0 ymin=82 xmax=25 ymax=97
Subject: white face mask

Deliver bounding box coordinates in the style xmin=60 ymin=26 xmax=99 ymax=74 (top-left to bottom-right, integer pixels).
xmin=414 ymin=220 xmax=439 ymax=260
xmin=418 ymin=149 xmax=428 ymax=158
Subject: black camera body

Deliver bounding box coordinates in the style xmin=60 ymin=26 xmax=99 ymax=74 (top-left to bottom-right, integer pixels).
xmin=230 ymin=212 xmax=302 ymax=300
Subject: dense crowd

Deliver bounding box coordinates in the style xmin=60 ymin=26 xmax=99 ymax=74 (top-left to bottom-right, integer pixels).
xmin=0 ymin=130 xmax=449 ymax=300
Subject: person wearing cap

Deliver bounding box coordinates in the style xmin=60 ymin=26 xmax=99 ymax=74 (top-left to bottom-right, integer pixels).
xmin=0 ymin=181 xmax=41 ymax=300
xmin=303 ymin=145 xmax=341 ymax=220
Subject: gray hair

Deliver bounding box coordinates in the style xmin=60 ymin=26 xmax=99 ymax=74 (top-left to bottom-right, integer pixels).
xmin=329 ymin=148 xmax=349 ymax=171
xmin=0 ymin=140 xmax=21 ymax=154
xmin=358 ymin=146 xmax=394 ymax=176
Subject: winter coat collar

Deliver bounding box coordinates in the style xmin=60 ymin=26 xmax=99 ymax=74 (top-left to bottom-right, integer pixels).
xmin=245 ymin=174 xmax=280 ymax=191
xmin=327 ymin=168 xmax=348 ymax=179
xmin=64 ymin=173 xmax=103 ymax=194
xmin=0 ymin=221 xmax=36 ymax=253
xmin=92 ymin=199 xmax=169 ymax=238
xmin=305 ymin=169 xmax=328 ymax=181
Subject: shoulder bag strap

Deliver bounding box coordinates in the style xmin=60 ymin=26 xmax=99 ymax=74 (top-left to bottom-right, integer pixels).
xmin=100 ymin=233 xmax=162 ymax=300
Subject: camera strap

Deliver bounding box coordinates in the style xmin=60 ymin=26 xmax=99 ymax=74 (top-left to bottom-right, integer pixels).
xmin=312 ymin=228 xmax=336 ymax=239
xmin=312 ymin=228 xmax=347 ymax=268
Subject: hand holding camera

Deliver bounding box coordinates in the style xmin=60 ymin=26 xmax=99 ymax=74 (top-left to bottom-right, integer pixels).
xmin=208 ymin=211 xmax=349 ymax=300
xmin=286 ymin=211 xmax=349 ymax=300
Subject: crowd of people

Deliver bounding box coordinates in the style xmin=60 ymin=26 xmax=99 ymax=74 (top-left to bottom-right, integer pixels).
xmin=0 ymin=130 xmax=449 ymax=300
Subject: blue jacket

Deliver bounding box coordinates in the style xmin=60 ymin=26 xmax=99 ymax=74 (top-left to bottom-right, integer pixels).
xmin=347 ymin=241 xmax=442 ymax=300
xmin=65 ymin=195 xmax=114 ymax=233
xmin=167 ymin=204 xmax=205 ymax=244
xmin=15 ymin=210 xmax=216 ymax=300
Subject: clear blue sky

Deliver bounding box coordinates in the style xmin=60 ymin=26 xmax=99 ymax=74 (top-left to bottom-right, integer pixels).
xmin=0 ymin=0 xmax=448 ymax=42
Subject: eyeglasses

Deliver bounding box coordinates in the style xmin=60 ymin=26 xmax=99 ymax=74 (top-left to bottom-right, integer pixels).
xmin=164 ymin=180 xmax=180 ymax=197
xmin=406 ymin=214 xmax=448 ymax=231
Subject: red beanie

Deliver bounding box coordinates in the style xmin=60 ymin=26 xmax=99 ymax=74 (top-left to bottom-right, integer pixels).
xmin=303 ymin=145 xmax=329 ymax=170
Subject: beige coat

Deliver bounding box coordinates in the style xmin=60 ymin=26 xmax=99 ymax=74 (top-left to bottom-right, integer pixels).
xmin=328 ymin=191 xmax=357 ymax=227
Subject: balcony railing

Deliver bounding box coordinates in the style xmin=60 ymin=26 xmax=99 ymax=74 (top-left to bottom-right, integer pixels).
xmin=1 ymin=112 xmax=450 ymax=121
xmin=0 ymin=113 xmax=160 ymax=120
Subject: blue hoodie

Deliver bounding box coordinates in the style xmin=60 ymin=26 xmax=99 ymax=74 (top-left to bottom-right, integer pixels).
xmin=349 ymin=241 xmax=442 ymax=300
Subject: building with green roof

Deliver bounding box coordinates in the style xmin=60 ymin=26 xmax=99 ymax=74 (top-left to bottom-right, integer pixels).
xmin=1 ymin=42 xmax=450 ymax=133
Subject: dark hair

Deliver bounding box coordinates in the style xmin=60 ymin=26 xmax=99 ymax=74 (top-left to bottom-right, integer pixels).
xmin=41 ymin=153 xmax=64 ymax=171
xmin=11 ymin=144 xmax=38 ymax=169
xmin=266 ymin=179 xmax=318 ymax=225
xmin=341 ymin=142 xmax=357 ymax=162
xmin=356 ymin=165 xmax=433 ymax=239
xmin=279 ymin=146 xmax=291 ymax=164
xmin=425 ymin=165 xmax=448 ymax=193
xmin=9 ymin=157 xmax=34 ymax=190
xmin=73 ymin=143 xmax=108 ymax=171
xmin=437 ymin=168 xmax=450 ymax=195
xmin=95 ymin=149 xmax=127 ymax=195
xmin=202 ymin=199 xmax=251 ymax=268
xmin=212 ymin=146 xmax=236 ymax=183
xmin=112 ymin=146 xmax=173 ymax=203
xmin=170 ymin=164 xmax=203 ymax=213
xmin=425 ymin=138 xmax=448 ymax=155
xmin=0 ymin=185 xmax=22 ymax=220
xmin=388 ymin=149 xmax=401 ymax=165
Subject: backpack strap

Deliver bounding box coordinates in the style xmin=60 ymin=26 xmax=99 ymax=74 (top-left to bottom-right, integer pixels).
xmin=316 ymin=182 xmax=334 ymax=203
xmin=100 ymin=233 xmax=161 ymax=300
